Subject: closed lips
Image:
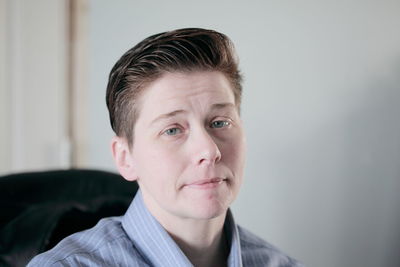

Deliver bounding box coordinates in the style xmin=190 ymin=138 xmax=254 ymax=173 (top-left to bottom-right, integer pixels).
xmin=184 ymin=178 xmax=226 ymax=188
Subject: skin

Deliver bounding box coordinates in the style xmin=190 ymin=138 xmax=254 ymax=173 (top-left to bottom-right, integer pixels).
xmin=111 ymin=71 xmax=246 ymax=267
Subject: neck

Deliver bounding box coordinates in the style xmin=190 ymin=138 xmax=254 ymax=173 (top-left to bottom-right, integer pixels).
xmin=141 ymin=193 xmax=229 ymax=267
xmin=167 ymin=216 xmax=229 ymax=267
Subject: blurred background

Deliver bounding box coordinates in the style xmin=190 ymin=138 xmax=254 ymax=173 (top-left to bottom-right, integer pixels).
xmin=1 ymin=0 xmax=400 ymax=266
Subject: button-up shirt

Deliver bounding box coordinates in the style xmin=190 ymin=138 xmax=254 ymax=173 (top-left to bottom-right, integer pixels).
xmin=28 ymin=190 xmax=303 ymax=266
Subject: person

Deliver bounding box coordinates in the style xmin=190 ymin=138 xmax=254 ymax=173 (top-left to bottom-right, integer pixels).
xmin=28 ymin=28 xmax=303 ymax=267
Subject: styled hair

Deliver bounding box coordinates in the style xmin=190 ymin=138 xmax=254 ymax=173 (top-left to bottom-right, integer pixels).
xmin=106 ymin=28 xmax=242 ymax=147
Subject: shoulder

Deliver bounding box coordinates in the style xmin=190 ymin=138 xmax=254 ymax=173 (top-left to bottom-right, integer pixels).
xmin=28 ymin=216 xmax=146 ymax=267
xmin=238 ymin=225 xmax=304 ymax=267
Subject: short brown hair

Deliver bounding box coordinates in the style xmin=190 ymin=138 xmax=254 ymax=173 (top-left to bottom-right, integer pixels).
xmin=106 ymin=28 xmax=242 ymax=147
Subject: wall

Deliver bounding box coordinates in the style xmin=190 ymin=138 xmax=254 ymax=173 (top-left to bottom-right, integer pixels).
xmin=0 ymin=0 xmax=70 ymax=175
xmin=87 ymin=1 xmax=400 ymax=266
xmin=0 ymin=0 xmax=10 ymax=174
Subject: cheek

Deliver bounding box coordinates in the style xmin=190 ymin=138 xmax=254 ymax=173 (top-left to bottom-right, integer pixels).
xmin=220 ymin=133 xmax=246 ymax=166
xmin=138 ymin=143 xmax=187 ymax=180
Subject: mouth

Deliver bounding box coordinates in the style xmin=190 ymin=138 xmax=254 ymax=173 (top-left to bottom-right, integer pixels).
xmin=183 ymin=178 xmax=227 ymax=189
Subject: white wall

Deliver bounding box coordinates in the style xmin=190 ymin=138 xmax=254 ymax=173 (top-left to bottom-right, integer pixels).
xmin=0 ymin=0 xmax=70 ymax=175
xmin=85 ymin=1 xmax=400 ymax=266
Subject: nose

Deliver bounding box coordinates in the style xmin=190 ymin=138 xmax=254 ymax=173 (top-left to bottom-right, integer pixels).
xmin=190 ymin=127 xmax=222 ymax=166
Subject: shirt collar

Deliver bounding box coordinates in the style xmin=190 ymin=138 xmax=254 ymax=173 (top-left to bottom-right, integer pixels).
xmin=225 ymin=209 xmax=243 ymax=267
xmin=122 ymin=190 xmax=242 ymax=267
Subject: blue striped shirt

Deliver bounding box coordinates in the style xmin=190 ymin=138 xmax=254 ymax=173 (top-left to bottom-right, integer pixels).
xmin=28 ymin=191 xmax=303 ymax=266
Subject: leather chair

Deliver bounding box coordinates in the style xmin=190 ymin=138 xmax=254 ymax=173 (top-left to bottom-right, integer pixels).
xmin=0 ymin=169 xmax=138 ymax=267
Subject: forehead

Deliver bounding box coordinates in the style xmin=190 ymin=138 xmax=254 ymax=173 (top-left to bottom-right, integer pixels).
xmin=137 ymin=71 xmax=236 ymax=115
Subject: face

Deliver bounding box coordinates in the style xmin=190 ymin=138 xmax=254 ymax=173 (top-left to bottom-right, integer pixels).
xmin=114 ymin=71 xmax=246 ymax=223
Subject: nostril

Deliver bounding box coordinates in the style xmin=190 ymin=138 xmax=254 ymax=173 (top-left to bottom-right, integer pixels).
xmin=197 ymin=146 xmax=221 ymax=165
xmin=214 ymin=149 xmax=222 ymax=163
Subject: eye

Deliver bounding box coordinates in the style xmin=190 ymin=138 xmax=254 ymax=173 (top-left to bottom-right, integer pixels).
xmin=210 ymin=120 xmax=231 ymax=129
xmin=163 ymin=127 xmax=182 ymax=136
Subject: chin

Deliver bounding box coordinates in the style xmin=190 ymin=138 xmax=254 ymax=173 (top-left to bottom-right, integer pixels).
xmin=186 ymin=198 xmax=231 ymax=220
xmin=178 ymin=184 xmax=238 ymax=220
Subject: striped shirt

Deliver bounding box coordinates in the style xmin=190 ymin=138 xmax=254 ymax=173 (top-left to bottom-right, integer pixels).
xmin=28 ymin=191 xmax=303 ymax=266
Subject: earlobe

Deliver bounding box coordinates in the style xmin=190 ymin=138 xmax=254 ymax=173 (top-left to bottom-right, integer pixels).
xmin=110 ymin=136 xmax=137 ymax=181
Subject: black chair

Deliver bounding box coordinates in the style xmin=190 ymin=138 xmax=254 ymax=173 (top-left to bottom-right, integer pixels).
xmin=0 ymin=169 xmax=138 ymax=267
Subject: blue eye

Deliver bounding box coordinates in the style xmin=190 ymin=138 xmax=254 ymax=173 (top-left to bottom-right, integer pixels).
xmin=164 ymin=127 xmax=182 ymax=136
xmin=211 ymin=120 xmax=230 ymax=128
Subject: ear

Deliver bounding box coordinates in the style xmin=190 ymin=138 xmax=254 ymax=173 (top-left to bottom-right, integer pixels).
xmin=110 ymin=136 xmax=138 ymax=181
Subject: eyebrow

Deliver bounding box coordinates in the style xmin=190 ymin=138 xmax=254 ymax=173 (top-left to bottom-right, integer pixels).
xmin=149 ymin=102 xmax=236 ymax=126
xmin=211 ymin=102 xmax=236 ymax=110
xmin=150 ymin=109 xmax=187 ymax=126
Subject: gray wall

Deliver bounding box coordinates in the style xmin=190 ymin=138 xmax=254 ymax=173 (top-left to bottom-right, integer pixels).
xmin=87 ymin=1 xmax=400 ymax=266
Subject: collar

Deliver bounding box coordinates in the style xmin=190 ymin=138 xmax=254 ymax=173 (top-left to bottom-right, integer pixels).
xmin=122 ymin=190 xmax=243 ymax=267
